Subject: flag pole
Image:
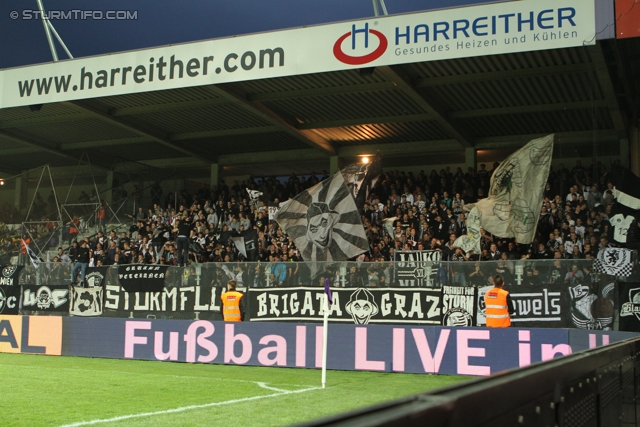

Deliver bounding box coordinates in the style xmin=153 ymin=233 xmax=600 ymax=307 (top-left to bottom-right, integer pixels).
xmin=322 ymin=277 xmax=332 ymax=389
xmin=321 ymin=294 xmax=329 ymax=389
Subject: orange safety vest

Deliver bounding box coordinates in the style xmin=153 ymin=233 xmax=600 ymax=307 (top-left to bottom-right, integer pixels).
xmin=485 ymin=287 xmax=511 ymax=328
xmin=221 ymin=291 xmax=244 ymax=322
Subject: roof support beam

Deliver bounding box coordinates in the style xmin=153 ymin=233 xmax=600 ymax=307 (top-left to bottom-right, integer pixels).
xmin=0 ymin=147 xmax=41 ymax=156
xmin=0 ymin=129 xmax=111 ymax=169
xmin=61 ymin=136 xmax=153 ymax=150
xmin=296 ymin=113 xmax=433 ymax=130
xmin=203 ymin=84 xmax=337 ymax=156
xmin=138 ymin=139 xmax=462 ymax=169
xmin=450 ymin=100 xmax=609 ymax=119
xmin=414 ymin=63 xmax=593 ymax=87
xmin=589 ymin=45 xmax=628 ymax=138
xmin=475 ymin=130 xmax=619 ymax=149
xmin=63 ymin=100 xmax=216 ymax=163
xmin=338 ymin=139 xmax=459 ymax=157
xmin=247 ymin=82 xmax=397 ymax=102
xmin=378 ymin=65 xmax=473 ymax=148
xmin=171 ymin=125 xmax=280 ymax=141
xmin=0 ymin=113 xmax=94 ymax=129
xmin=109 ymin=97 xmax=229 ymax=116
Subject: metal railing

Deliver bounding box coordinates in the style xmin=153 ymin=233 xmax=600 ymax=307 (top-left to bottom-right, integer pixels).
xmin=296 ymin=336 xmax=640 ymax=427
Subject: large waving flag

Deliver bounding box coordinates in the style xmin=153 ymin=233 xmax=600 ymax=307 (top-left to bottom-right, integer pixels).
xmin=275 ymin=172 xmax=369 ymax=271
xmin=467 ymin=134 xmax=554 ymax=244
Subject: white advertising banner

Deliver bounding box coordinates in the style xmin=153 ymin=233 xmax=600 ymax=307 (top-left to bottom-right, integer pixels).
xmin=0 ymin=0 xmax=596 ymax=109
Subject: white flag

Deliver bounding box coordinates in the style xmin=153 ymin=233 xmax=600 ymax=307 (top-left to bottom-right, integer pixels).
xmin=246 ymin=188 xmax=263 ymax=201
xmin=467 ymin=134 xmax=554 ymax=244
xmin=382 ymin=216 xmax=398 ymax=238
xmin=453 ymin=206 xmax=481 ymax=254
xmin=22 ymin=239 xmax=41 ymax=270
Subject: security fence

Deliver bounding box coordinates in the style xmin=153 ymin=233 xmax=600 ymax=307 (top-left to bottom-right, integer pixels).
xmin=0 ymin=258 xmax=638 ymax=332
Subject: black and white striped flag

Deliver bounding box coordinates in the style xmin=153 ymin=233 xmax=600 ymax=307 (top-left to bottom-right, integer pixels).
xmin=22 ymin=239 xmax=41 ymax=270
xmin=275 ymin=172 xmax=369 ymax=270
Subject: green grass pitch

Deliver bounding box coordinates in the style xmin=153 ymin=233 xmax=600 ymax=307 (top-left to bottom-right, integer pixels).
xmin=0 ymin=353 xmax=469 ymax=427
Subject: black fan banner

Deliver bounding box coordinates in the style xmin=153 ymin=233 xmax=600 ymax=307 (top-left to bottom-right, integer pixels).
xmin=103 ymin=284 xmax=223 ymax=315
xmin=21 ymin=285 xmax=70 ymax=312
xmin=248 ymin=286 xmax=442 ymax=325
xmin=0 ymin=265 xmax=23 ymax=286
xmin=0 ymin=285 xmax=21 ymax=314
xmin=117 ymin=265 xmax=168 ymax=293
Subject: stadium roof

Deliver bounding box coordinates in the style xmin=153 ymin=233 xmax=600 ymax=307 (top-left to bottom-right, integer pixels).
xmin=0 ymin=0 xmax=637 ymax=179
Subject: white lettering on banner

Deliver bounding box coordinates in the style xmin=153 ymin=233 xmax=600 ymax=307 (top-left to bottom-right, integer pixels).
xmin=0 ymin=0 xmax=595 ymax=109
xmin=249 ymin=287 xmax=441 ymax=324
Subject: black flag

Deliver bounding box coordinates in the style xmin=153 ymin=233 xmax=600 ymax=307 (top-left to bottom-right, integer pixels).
xmin=341 ymin=151 xmax=383 ymax=214
xmin=610 ymin=167 xmax=640 ymax=210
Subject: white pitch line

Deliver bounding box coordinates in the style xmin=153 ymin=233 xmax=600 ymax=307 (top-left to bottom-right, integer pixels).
xmin=0 ymin=364 xmax=310 ymax=387
xmin=57 ymin=386 xmax=320 ymax=427
xmin=256 ymin=382 xmax=289 ymax=393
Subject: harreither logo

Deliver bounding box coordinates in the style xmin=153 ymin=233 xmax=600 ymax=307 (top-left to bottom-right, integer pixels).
xmin=333 ymin=23 xmax=388 ymax=65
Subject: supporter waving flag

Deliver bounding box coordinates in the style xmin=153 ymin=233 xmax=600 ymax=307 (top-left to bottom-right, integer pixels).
xmin=341 ymin=151 xmax=383 ymax=214
xmin=466 ymin=134 xmax=554 ymax=244
xmin=610 ymin=167 xmax=640 ymax=210
xmin=275 ymin=172 xmax=369 ymax=275
xmin=22 ymin=239 xmax=41 ymax=270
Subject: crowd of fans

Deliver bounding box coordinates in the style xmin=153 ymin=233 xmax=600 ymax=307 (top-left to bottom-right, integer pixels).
xmin=5 ymin=158 xmax=638 ymax=286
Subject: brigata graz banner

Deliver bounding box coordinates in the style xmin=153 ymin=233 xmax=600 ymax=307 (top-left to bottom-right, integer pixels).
xmin=248 ymin=286 xmax=442 ymax=325
xmin=0 ymin=0 xmax=596 ymax=109
xmin=59 ymin=317 xmax=637 ymax=376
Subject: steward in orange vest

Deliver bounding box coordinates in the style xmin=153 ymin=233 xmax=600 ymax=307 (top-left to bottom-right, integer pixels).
xmin=484 ymin=274 xmax=515 ymax=328
xmin=221 ymin=280 xmax=245 ymax=322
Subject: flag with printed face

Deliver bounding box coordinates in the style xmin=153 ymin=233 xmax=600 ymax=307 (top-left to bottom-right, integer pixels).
xmin=466 ymin=134 xmax=554 ymax=244
xmin=22 ymin=239 xmax=40 ymax=270
xmin=275 ymin=172 xmax=369 ymax=272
